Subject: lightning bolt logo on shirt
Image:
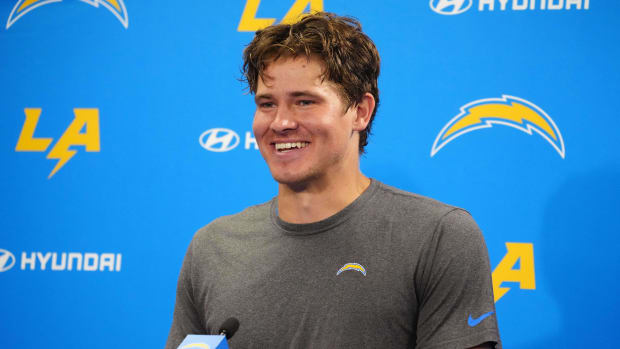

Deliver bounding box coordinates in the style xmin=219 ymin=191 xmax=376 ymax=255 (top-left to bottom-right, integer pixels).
xmin=336 ymin=263 xmax=367 ymax=276
xmin=6 ymin=0 xmax=129 ymax=29
xmin=430 ymin=95 xmax=565 ymax=158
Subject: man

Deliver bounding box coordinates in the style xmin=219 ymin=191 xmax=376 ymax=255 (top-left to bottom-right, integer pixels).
xmin=166 ymin=12 xmax=500 ymax=348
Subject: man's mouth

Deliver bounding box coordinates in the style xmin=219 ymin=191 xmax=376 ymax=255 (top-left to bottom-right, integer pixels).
xmin=274 ymin=142 xmax=309 ymax=152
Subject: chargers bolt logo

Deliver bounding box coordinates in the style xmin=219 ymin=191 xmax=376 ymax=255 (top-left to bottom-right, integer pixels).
xmin=7 ymin=0 xmax=129 ymax=29
xmin=199 ymin=128 xmax=240 ymax=152
xmin=431 ymin=95 xmax=565 ymax=158
xmin=0 ymin=249 xmax=16 ymax=272
xmin=337 ymin=263 xmax=367 ymax=276
xmin=430 ymin=0 xmax=472 ymax=15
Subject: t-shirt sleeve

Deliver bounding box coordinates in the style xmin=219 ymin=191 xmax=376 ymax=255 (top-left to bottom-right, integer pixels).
xmin=415 ymin=209 xmax=501 ymax=349
xmin=165 ymin=242 xmax=206 ymax=349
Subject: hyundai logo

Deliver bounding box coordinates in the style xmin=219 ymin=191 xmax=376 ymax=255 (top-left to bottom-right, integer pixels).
xmin=430 ymin=0 xmax=472 ymax=15
xmin=199 ymin=128 xmax=240 ymax=152
xmin=0 ymin=249 xmax=16 ymax=272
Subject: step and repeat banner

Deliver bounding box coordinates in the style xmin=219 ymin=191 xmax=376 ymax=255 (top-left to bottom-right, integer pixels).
xmin=1 ymin=1 xmax=618 ymax=348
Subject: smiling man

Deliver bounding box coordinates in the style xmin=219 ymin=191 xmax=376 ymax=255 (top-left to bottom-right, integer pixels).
xmin=166 ymin=12 xmax=501 ymax=349
xmin=252 ymin=54 xmax=374 ymax=223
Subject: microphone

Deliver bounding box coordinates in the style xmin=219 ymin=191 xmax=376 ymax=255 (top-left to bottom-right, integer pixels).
xmin=177 ymin=318 xmax=239 ymax=349
xmin=218 ymin=317 xmax=240 ymax=340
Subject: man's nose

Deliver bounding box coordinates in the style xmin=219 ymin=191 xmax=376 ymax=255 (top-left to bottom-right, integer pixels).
xmin=270 ymin=105 xmax=298 ymax=133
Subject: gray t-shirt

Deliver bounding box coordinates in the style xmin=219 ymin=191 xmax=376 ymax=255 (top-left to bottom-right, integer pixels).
xmin=166 ymin=179 xmax=501 ymax=348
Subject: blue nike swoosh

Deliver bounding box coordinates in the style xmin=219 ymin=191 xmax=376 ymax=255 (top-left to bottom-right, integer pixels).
xmin=468 ymin=311 xmax=494 ymax=327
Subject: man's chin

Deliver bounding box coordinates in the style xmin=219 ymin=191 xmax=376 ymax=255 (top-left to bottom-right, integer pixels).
xmin=271 ymin=171 xmax=317 ymax=191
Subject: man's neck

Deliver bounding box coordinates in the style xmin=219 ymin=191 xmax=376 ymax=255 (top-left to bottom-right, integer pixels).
xmin=277 ymin=170 xmax=371 ymax=224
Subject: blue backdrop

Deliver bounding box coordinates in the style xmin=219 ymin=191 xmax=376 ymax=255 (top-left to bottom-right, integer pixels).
xmin=1 ymin=0 xmax=618 ymax=348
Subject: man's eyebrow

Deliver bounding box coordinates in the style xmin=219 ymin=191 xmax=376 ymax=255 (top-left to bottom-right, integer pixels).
xmin=255 ymin=93 xmax=272 ymax=102
xmin=255 ymin=91 xmax=320 ymax=102
xmin=289 ymin=91 xmax=319 ymax=98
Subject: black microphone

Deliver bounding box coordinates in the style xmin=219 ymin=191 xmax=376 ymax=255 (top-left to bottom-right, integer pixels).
xmin=218 ymin=317 xmax=240 ymax=340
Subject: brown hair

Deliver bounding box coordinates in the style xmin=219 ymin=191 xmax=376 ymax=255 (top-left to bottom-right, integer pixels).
xmin=242 ymin=12 xmax=381 ymax=153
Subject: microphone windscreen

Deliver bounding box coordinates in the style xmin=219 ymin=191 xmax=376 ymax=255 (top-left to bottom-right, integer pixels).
xmin=218 ymin=317 xmax=240 ymax=340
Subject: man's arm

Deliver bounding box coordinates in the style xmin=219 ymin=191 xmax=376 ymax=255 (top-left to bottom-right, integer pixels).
xmin=165 ymin=243 xmax=206 ymax=349
xmin=415 ymin=209 xmax=501 ymax=349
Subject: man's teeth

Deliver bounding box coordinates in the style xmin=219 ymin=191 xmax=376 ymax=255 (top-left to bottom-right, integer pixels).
xmin=275 ymin=142 xmax=309 ymax=151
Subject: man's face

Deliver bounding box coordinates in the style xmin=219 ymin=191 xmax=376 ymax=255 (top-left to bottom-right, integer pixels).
xmin=252 ymin=55 xmax=361 ymax=186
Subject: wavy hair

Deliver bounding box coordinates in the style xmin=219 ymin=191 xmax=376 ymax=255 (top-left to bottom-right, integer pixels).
xmin=242 ymin=12 xmax=381 ymax=153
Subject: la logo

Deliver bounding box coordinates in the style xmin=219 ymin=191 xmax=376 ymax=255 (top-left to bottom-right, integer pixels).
xmin=15 ymin=108 xmax=100 ymax=179
xmin=238 ymin=0 xmax=323 ymax=31
xmin=492 ymin=242 xmax=536 ymax=302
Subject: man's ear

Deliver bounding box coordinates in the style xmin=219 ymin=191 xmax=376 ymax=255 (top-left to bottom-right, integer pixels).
xmin=352 ymin=92 xmax=375 ymax=132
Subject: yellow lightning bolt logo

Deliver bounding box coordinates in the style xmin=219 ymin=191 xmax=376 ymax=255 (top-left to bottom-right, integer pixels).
xmin=336 ymin=263 xmax=367 ymax=276
xmin=431 ymin=95 xmax=565 ymax=158
xmin=6 ymin=0 xmax=128 ymax=29
xmin=46 ymin=109 xmax=100 ymax=178
xmin=15 ymin=108 xmax=100 ymax=179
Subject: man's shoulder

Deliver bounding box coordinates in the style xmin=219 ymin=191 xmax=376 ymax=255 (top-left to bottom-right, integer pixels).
xmin=372 ymin=180 xmax=463 ymax=220
xmin=372 ymin=181 xmax=484 ymax=251
xmin=193 ymin=199 xmax=274 ymax=241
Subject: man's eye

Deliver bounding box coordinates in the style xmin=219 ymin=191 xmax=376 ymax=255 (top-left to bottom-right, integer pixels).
xmin=259 ymin=102 xmax=274 ymax=108
xmin=298 ymin=100 xmax=314 ymax=106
